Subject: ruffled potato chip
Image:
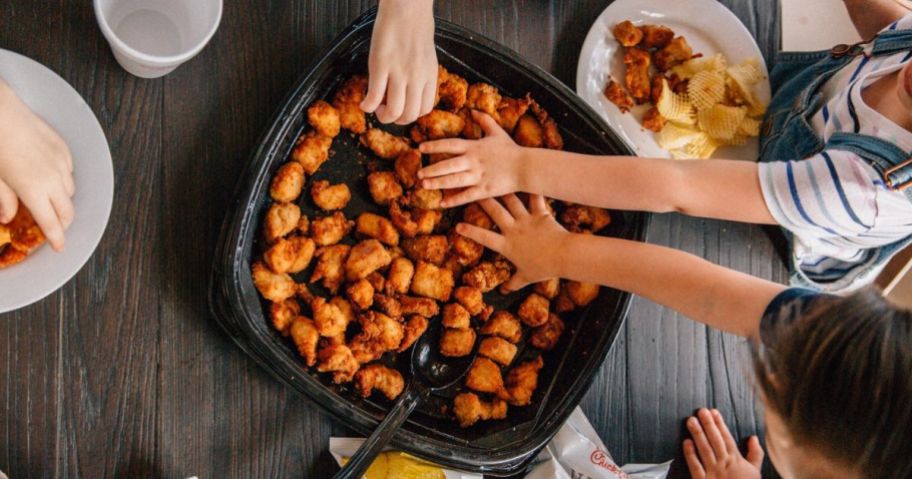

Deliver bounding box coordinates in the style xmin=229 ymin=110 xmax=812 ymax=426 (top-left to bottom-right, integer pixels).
xmin=657 ymin=123 xmax=705 ymax=151
xmin=669 ymin=53 xmax=727 ymax=79
xmin=697 ymin=104 xmax=747 ymax=141
xmin=738 ymin=116 xmax=761 ymax=137
xmin=656 ymin=78 xmax=695 ymax=125
xmin=688 ymin=70 xmax=726 ymax=110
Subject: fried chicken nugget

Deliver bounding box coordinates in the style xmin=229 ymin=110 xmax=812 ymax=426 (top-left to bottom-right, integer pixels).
xmin=413 ymin=208 xmax=442 ymax=235
xmin=534 ymin=278 xmax=560 ymax=300
xmin=317 ymin=344 xmax=360 ymax=383
xmin=264 ymin=202 xmax=301 ymax=243
xmin=504 ymin=356 xmax=544 ymax=406
xmin=361 ymin=128 xmax=412 ymax=160
xmin=654 ymin=36 xmax=693 ymax=71
xmin=1 ymin=207 xmax=47 ymax=265
xmin=401 ymin=235 xmax=449 ymax=265
xmin=346 ymin=278 xmax=374 ymax=310
xmin=264 ymin=235 xmax=316 ymax=274
xmin=454 ymin=286 xmax=485 ymax=316
xmin=442 ymin=303 xmax=471 ymax=329
xmin=407 ymin=187 xmax=443 ymax=210
xmin=466 ymin=357 xmax=505 ymax=394
xmin=553 ymin=290 xmax=577 ymax=313
xmin=560 ymin=204 xmax=612 ymax=233
xmin=463 ymin=203 xmax=494 ymax=230
xmin=311 ymin=212 xmax=354 ymax=246
xmin=366 ymin=271 xmax=386 ymax=292
xmin=252 ymin=261 xmax=296 ymax=301
xmin=453 ymin=392 xmax=507 ymax=427
xmin=307 ymin=100 xmax=341 ymax=138
xmin=642 ymin=106 xmax=667 ymax=133
xmin=450 ymin=232 xmax=483 ymax=266
xmin=367 ymin=171 xmax=404 ymax=206
xmin=311 ymin=296 xmax=351 ymax=337
xmin=373 ymin=294 xmax=403 ymax=319
xmin=530 ymin=313 xmax=565 ymax=351
xmin=441 ymin=328 xmax=476 ymax=357
xmin=398 ymin=315 xmax=428 ymax=352
xmin=640 ymin=24 xmax=674 ymax=49
xmin=386 ymin=257 xmax=414 ymax=295
xmin=269 ymin=298 xmax=301 ymax=335
xmin=436 ymin=66 xmax=469 ymax=111
xmin=565 ymin=280 xmax=600 ymax=306
xmin=466 ymin=83 xmax=502 ymax=119
xmin=497 ymin=95 xmax=533 ymax=133
xmin=410 ymin=261 xmax=455 ymax=302
xmin=479 ymin=311 xmax=522 ymax=344
xmin=356 ymin=212 xmax=399 ymax=246
xmin=604 ymin=80 xmax=635 ymax=113
xmin=311 ymin=180 xmax=351 ymax=211
xmin=518 ymin=293 xmax=550 ymax=327
xmin=624 ymin=47 xmax=652 ymax=104
xmin=354 ymin=363 xmax=405 ymax=400
xmin=513 ymin=114 xmax=544 ymax=148
xmin=462 ymin=259 xmax=512 ymax=293
xmin=270 ymin=162 xmax=306 ymax=202
xmin=479 ymin=336 xmax=518 ymax=366
xmin=357 ymin=311 xmax=405 ymax=352
xmin=290 ymin=316 xmax=320 ymax=366
xmin=398 ymin=295 xmax=439 ymax=317
xmin=309 ymin=244 xmax=351 ymax=292
xmin=458 ymin=107 xmax=483 ymax=139
xmin=345 ymin=239 xmax=392 ymax=281
xmin=411 ymin=109 xmax=466 ymax=142
xmin=394 ymin=149 xmax=422 ymax=188
xmin=291 ymin=131 xmax=333 ymax=175
xmin=530 ymin=101 xmax=564 ymax=150
xmin=332 ymin=75 xmax=368 ymax=134
xmin=612 ymin=20 xmax=643 ymax=47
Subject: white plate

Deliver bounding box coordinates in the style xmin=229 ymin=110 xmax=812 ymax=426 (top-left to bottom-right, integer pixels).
xmin=0 ymin=49 xmax=114 ymax=314
xmin=575 ymin=0 xmax=771 ymax=161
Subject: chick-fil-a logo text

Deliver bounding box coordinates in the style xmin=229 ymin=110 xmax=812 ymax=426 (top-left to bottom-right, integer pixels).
xmin=590 ymin=449 xmax=631 ymax=478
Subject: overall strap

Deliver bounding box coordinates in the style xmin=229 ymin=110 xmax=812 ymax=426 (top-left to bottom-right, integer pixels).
xmin=826 ymin=132 xmax=912 ymax=201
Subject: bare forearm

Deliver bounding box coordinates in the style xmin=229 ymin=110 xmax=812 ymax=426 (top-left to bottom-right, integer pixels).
xmin=521 ymin=149 xmax=776 ymax=224
xmin=844 ymin=0 xmax=907 ymax=39
xmin=548 ymin=234 xmax=783 ymax=338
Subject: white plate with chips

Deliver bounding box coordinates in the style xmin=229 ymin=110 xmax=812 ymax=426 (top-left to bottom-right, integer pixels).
xmin=575 ymin=0 xmax=771 ymax=161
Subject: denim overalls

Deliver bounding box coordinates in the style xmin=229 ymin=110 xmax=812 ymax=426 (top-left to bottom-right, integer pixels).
xmin=759 ymin=28 xmax=912 ymax=291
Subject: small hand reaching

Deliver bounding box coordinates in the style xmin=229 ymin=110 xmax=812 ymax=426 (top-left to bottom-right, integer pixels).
xmin=0 ymin=79 xmax=75 ymax=251
xmin=361 ymin=0 xmax=438 ymax=125
xmin=455 ymin=194 xmax=568 ymax=292
xmin=684 ymin=408 xmax=764 ymax=479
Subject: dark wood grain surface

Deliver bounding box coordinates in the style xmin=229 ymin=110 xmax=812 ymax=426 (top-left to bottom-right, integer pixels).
xmin=0 ymin=1 xmax=784 ymax=478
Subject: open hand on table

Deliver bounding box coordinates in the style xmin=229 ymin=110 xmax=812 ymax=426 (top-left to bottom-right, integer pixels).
xmin=362 ymin=0 xmax=438 ymax=125
xmin=418 ymin=111 xmax=526 ymax=208
xmin=684 ymin=408 xmax=764 ymax=479
xmin=0 ymin=78 xmax=75 ymax=251
xmin=456 ymin=194 xmax=568 ymax=292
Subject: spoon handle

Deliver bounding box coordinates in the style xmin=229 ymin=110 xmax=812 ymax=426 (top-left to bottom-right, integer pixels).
xmin=331 ymin=384 xmax=424 ymax=479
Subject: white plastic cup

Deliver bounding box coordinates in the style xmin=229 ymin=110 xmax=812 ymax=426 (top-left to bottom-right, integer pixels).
xmin=94 ymin=0 xmax=223 ymax=78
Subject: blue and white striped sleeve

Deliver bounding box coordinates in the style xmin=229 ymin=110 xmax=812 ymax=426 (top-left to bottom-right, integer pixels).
xmin=758 ymin=151 xmax=877 ymax=243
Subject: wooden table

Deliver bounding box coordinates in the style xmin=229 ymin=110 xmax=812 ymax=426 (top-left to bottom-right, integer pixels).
xmin=0 ymin=1 xmax=785 ymax=477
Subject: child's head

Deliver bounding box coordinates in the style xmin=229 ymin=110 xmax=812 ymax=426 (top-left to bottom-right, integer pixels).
xmin=752 ymin=289 xmax=912 ymax=479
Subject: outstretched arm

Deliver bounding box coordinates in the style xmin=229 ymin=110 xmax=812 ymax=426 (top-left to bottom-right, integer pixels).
xmin=419 ymin=111 xmax=776 ymax=225
xmin=457 ymin=195 xmax=784 ymax=339
xmin=843 ymin=0 xmax=908 ymax=40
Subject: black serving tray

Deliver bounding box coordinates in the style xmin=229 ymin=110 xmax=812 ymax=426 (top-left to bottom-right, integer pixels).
xmin=209 ymin=9 xmax=647 ymax=476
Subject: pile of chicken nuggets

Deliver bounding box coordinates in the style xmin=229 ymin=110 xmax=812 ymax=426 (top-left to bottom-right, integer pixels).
xmin=251 ymin=66 xmax=611 ymax=428
xmin=0 ymin=206 xmax=46 ymax=269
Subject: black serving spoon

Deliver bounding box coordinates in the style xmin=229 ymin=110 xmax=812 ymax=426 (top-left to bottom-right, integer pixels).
xmin=332 ymin=320 xmax=477 ymax=479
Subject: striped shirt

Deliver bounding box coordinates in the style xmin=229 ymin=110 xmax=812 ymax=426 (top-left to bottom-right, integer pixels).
xmin=758 ymin=14 xmax=912 ymax=292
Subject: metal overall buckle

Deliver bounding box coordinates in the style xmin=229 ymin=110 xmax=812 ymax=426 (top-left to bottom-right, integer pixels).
xmin=883 ymin=158 xmax=912 ymax=191
xmin=831 ymin=34 xmax=878 ymax=58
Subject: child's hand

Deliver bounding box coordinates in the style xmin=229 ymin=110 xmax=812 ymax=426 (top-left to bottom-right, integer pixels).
xmin=684 ymin=408 xmax=764 ymax=479
xmin=0 ymin=79 xmax=75 ymax=251
xmin=362 ymin=0 xmax=438 ymax=125
xmin=456 ymin=194 xmax=568 ymax=291
xmin=419 ymin=111 xmax=525 ymax=208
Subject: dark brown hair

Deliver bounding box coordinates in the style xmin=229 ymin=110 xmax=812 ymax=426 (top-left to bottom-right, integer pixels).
xmin=752 ymin=288 xmax=912 ymax=479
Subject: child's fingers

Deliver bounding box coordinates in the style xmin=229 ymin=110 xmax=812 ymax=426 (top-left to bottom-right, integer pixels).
xmin=421 ymin=171 xmax=479 ymax=191
xmin=439 ymin=186 xmax=486 ymax=208
xmin=0 ymin=178 xmax=18 ymax=223
xmin=500 ymin=194 xmax=528 ymax=219
xmin=697 ymin=408 xmax=728 ymax=457
xmin=419 ymin=80 xmax=436 ymax=118
xmin=682 ymin=439 xmax=706 ymax=479
xmin=455 ymin=222 xmax=505 ymax=252
xmin=50 ymin=190 xmax=75 ymax=231
xmin=471 ymin=110 xmax=505 ymax=137
xmin=477 ymin=197 xmax=514 ymax=229
xmin=419 ymin=138 xmax=470 ymax=155
xmin=746 ymin=436 xmax=765 ymax=468
xmin=501 ymin=273 xmax=531 ymax=293
xmin=27 ymin=196 xmax=65 ymax=251
xmin=711 ymin=409 xmax=739 ymax=454
xmin=361 ymin=71 xmax=388 ymax=113
xmin=376 ymin=77 xmax=406 ymax=123
xmin=529 ymin=194 xmax=548 ymax=216
xmin=687 ymin=416 xmax=717 ymax=467
xmin=418 ymin=156 xmax=472 ymax=179
xmin=61 ymin=170 xmax=76 ymax=197
xmin=395 ymin=82 xmax=423 ymax=125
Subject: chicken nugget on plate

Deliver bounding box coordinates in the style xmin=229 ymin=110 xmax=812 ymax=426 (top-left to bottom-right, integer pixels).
xmin=654 ymin=36 xmax=693 ymax=71
xmin=307 ymin=100 xmax=341 ymax=138
xmin=332 ymin=75 xmax=368 ymax=134
xmin=411 ymin=109 xmax=466 ymax=142
xmin=345 ymin=239 xmax=392 ymax=281
xmin=534 ymin=278 xmax=560 ymax=299
xmin=264 ymin=235 xmax=316 ymax=274
xmin=466 ymin=357 xmax=505 ymax=395
xmin=356 ymin=212 xmax=399 ymax=246
xmin=270 ymin=162 xmax=305 ymax=202
xmin=612 ymin=20 xmax=643 ymax=47
xmin=367 ymin=171 xmax=404 ymax=206
xmin=290 ymin=316 xmax=320 ymax=366
xmin=466 ymin=83 xmax=502 ymax=119
xmin=453 ymin=392 xmax=507 ymax=428
xmin=442 ymin=302 xmax=471 ymax=329
xmin=530 ymin=101 xmax=564 ymax=150
xmin=311 ymin=211 xmax=354 ymax=246
xmin=518 ymin=293 xmax=550 ymax=327
xmin=291 ymin=131 xmax=333 ymax=175
xmin=386 ymin=257 xmax=414 ymax=295
xmin=496 ymin=95 xmax=532 ymax=133
xmin=458 ymin=107 xmax=483 ymax=139
xmin=642 ymin=106 xmax=667 ymax=133
xmin=361 ymin=128 xmax=411 ymax=160
xmin=317 ymin=344 xmax=360 ymax=383
xmin=565 ymin=280 xmax=600 ymax=306
xmin=513 ymin=114 xmax=543 ymax=148
xmin=311 ymin=296 xmax=351 ymax=337
xmin=479 ymin=336 xmax=518 ymax=366
xmin=440 ymin=328 xmax=476 ymax=357
xmin=640 ymin=24 xmax=675 ymax=49
xmin=436 ymin=66 xmax=469 ymax=111
xmin=264 ymin=202 xmax=301 ymax=244
xmin=310 ymin=180 xmax=351 ymax=211
xmin=463 ymin=202 xmax=494 ymax=230
xmin=398 ymin=295 xmax=439 ymax=317
xmin=504 ymin=356 xmax=544 ymax=406
xmin=530 ymin=313 xmax=565 ymax=351
xmin=454 ymin=286 xmax=485 ymax=316
xmin=604 ymin=80 xmax=634 ymax=113
xmin=398 ymin=315 xmax=428 ymax=352
xmin=394 ymin=149 xmax=422 ymax=188
xmin=309 ymin=244 xmax=351 ymax=293
xmin=479 ymin=311 xmax=522 ymax=344
xmin=624 ymin=47 xmax=652 ymax=104
xmin=401 ymin=235 xmax=449 ymax=265
xmin=462 ymin=259 xmax=512 ymax=293
xmin=407 ymin=187 xmax=443 ymax=210
xmin=373 ymin=293 xmax=403 ymax=319
xmin=269 ymin=298 xmax=301 ymax=335
xmin=346 ymin=278 xmax=375 ymax=310
xmin=252 ymin=260 xmax=296 ymax=302
xmin=410 ymin=261 xmax=454 ymax=302
xmin=354 ymin=363 xmax=405 ymax=400
xmin=450 ymin=232 xmax=483 ymax=266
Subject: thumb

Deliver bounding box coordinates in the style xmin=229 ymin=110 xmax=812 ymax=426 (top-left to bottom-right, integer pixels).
xmin=471 ymin=110 xmax=505 ymax=137
xmin=0 ymin=178 xmax=19 ymax=224
xmin=746 ymin=436 xmax=765 ymax=468
xmin=500 ymin=272 xmax=531 ymax=293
